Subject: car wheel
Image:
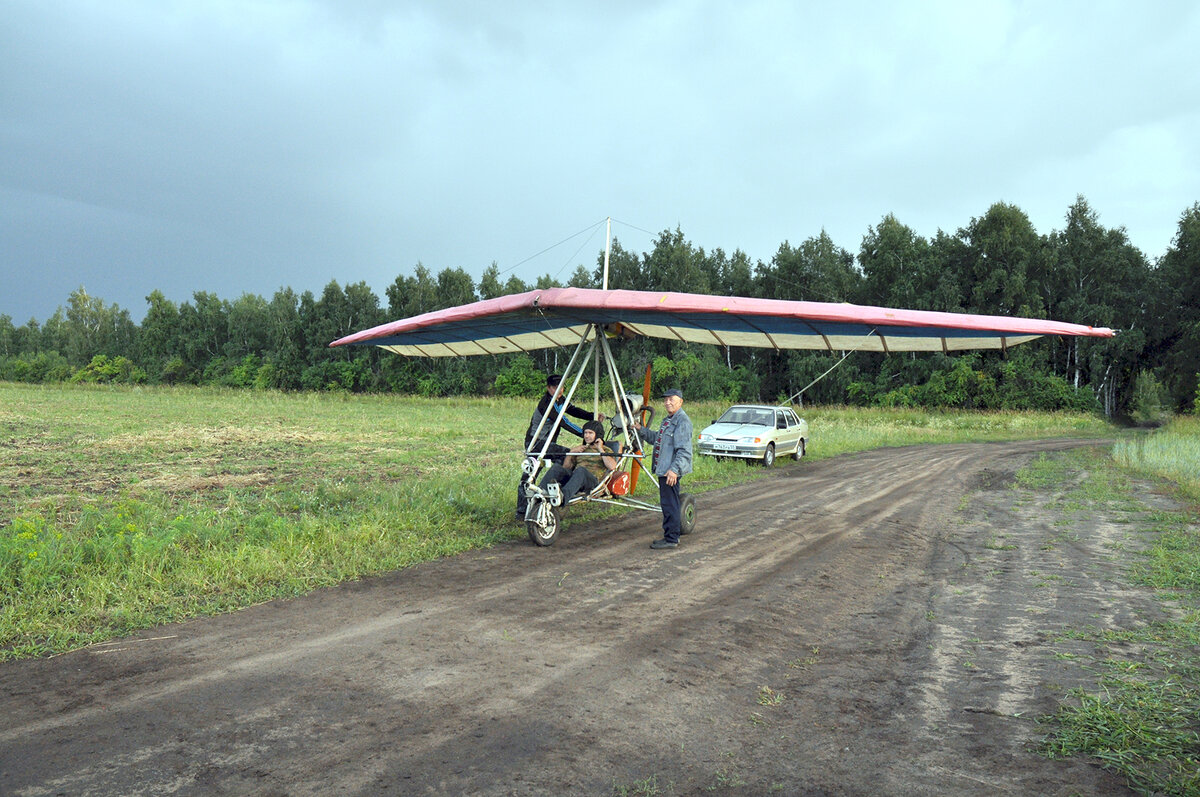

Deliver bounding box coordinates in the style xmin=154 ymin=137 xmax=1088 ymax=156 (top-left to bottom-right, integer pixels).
xmin=762 ymin=443 xmax=775 ymax=467
xmin=526 ymin=505 xmax=563 ymax=546
xmin=794 ymin=438 xmax=806 ymax=460
xmin=679 ymin=493 xmax=696 ymax=535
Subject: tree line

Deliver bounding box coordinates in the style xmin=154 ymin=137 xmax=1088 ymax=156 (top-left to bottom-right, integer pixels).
xmin=2 ymin=196 xmax=1197 ymax=419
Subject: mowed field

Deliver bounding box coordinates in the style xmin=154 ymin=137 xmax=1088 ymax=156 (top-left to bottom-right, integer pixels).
xmin=1 ymin=382 xmax=1116 ymax=660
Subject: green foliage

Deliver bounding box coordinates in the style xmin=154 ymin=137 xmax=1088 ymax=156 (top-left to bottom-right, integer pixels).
xmin=70 ymin=354 xmax=147 ymax=384
xmin=300 ymin=359 xmax=370 ymax=392
xmin=1154 ymin=204 xmax=1200 ymax=411
xmin=0 ymin=197 xmax=1191 ymax=414
xmin=995 ymin=358 xmax=1099 ymax=412
xmin=493 ymin=355 xmax=544 ymax=397
xmin=1130 ymin=371 xmax=1170 ymax=425
xmin=161 ymin=356 xmax=189 ymax=384
xmin=252 ymin=360 xmax=276 ymax=390
xmin=63 ymin=287 xmax=138 ymax=367
xmin=864 ymin=355 xmax=1096 ymax=412
xmin=768 ymin=231 xmax=861 ymax=303
xmin=225 ymin=354 xmax=261 ymax=388
xmin=2 ymin=351 xmax=74 ymax=382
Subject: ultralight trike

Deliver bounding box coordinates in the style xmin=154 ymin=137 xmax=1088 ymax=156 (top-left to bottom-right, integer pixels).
xmin=518 ymin=323 xmax=695 ymax=546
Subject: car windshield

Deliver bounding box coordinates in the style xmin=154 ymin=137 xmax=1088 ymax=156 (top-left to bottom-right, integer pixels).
xmin=717 ymin=408 xmax=772 ymax=426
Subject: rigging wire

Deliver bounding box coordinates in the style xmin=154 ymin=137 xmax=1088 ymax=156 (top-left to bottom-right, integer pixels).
xmin=493 ymin=216 xmax=660 ymax=286
xmin=785 ymin=328 xmax=878 ymax=406
xmin=756 ymin=271 xmax=848 ymax=305
xmin=611 ymin=218 xmax=660 ymax=238
xmin=495 ymin=218 xmax=608 ymax=277
xmin=550 ymin=223 xmax=605 ymax=282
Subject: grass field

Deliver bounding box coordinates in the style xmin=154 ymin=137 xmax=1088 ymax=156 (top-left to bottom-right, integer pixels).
xmin=1033 ymin=431 xmax=1200 ymax=796
xmin=2 ymin=382 xmax=1117 ymax=660
xmin=1113 ymin=415 xmax=1200 ymax=502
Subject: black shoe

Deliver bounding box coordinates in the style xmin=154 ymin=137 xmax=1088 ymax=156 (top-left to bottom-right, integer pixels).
xmin=650 ymin=539 xmax=678 ymax=549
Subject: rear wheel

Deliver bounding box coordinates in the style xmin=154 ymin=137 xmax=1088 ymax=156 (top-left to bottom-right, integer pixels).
xmin=526 ymin=505 xmax=564 ymax=546
xmin=794 ymin=438 xmax=806 ymax=460
xmin=762 ymin=443 xmax=776 ymax=468
xmin=679 ymin=493 xmax=696 ymax=535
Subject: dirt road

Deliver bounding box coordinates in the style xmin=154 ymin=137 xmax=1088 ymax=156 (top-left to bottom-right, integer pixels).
xmin=0 ymin=440 xmax=1151 ymax=795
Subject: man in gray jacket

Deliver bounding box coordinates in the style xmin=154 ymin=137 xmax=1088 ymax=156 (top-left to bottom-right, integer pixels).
xmin=635 ymin=388 xmax=693 ymax=549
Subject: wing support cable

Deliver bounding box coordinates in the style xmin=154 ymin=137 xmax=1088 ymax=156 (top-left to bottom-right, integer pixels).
xmin=785 ymin=327 xmax=879 ymax=406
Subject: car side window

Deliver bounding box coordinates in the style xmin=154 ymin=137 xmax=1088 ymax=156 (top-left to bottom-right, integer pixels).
xmin=786 ymin=410 xmax=798 ymax=427
xmin=776 ymin=411 xmax=786 ymax=429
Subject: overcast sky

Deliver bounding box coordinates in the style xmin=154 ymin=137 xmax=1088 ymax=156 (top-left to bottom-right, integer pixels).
xmin=2 ymin=1 xmax=1198 ymax=324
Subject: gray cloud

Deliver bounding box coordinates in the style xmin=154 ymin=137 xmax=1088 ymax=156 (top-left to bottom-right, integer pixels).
xmin=2 ymin=0 xmax=1197 ymax=323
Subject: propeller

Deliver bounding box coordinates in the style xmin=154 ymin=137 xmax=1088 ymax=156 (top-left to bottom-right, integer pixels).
xmin=629 ymin=362 xmax=652 ymax=492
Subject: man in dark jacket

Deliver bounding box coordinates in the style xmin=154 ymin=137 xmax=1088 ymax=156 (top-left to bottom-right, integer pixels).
xmin=516 ymin=374 xmax=601 ymax=519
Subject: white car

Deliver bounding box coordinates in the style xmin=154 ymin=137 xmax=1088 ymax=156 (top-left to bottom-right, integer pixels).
xmin=697 ymin=404 xmax=809 ymax=467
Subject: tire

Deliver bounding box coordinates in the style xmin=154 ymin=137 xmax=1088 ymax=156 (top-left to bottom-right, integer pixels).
xmin=526 ymin=506 xmax=564 ymax=546
xmin=679 ymin=493 xmax=696 ymax=535
xmin=762 ymin=443 xmax=776 ymax=468
xmin=794 ymin=438 xmax=806 ymax=461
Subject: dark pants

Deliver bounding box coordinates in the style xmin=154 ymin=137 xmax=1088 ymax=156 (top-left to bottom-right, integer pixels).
xmin=539 ymin=463 xmax=599 ymax=504
xmin=516 ymin=443 xmax=568 ymax=516
xmin=658 ymin=475 xmax=682 ymax=543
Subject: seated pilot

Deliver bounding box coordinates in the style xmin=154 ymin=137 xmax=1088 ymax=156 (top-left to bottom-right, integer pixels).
xmin=538 ymin=420 xmax=618 ymax=504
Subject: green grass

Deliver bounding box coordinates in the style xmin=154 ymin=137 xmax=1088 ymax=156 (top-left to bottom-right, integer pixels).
xmin=793 ymin=404 xmax=1112 ymax=459
xmin=1031 ymin=428 xmax=1200 ymax=797
xmin=1113 ymin=416 xmax=1200 ymax=502
xmin=611 ymin=774 xmax=665 ymax=796
xmin=1 ymin=382 xmax=1116 ymax=660
xmin=1044 ymin=678 xmax=1200 ymax=795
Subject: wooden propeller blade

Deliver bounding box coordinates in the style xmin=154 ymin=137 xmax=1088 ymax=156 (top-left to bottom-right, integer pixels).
xmin=630 ymin=362 xmax=653 ymax=492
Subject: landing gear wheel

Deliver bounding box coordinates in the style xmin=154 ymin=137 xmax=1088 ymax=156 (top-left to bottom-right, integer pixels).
xmin=762 ymin=443 xmax=776 ymax=468
xmin=526 ymin=505 xmax=564 ymax=546
xmin=794 ymin=438 xmax=806 ymax=460
xmin=679 ymin=492 xmax=696 ymax=535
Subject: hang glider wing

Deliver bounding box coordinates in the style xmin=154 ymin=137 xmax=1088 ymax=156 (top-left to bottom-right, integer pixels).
xmin=329 ymin=287 xmax=1114 ymax=357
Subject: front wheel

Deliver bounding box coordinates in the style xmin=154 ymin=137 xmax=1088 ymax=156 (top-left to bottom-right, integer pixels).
xmin=526 ymin=505 xmax=564 ymax=546
xmin=679 ymin=492 xmax=696 ymax=535
xmin=762 ymin=443 xmax=776 ymax=468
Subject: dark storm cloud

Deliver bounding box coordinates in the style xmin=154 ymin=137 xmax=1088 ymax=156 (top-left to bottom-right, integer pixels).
xmin=2 ymin=0 xmax=1197 ymax=323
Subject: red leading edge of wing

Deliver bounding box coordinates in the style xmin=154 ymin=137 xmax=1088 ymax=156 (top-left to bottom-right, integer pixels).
xmin=330 ymin=287 xmax=1115 ymax=348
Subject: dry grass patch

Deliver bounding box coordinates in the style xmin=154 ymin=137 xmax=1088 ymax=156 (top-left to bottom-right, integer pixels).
xmin=133 ymin=471 xmax=277 ymax=492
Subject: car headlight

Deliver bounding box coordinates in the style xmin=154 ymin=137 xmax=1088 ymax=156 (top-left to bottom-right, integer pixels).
xmin=699 ymin=433 xmax=712 ymax=442
xmin=739 ymin=436 xmax=757 ymax=444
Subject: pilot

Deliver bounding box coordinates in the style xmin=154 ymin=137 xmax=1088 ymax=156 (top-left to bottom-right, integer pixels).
xmin=538 ymin=420 xmax=617 ymax=505
xmin=634 ymin=388 xmax=693 ymax=549
xmin=516 ymin=374 xmax=603 ymax=520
